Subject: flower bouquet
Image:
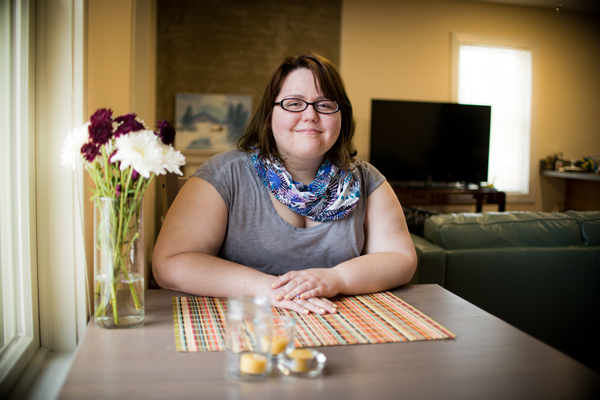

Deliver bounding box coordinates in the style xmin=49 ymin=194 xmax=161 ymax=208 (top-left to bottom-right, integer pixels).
xmin=61 ymin=108 xmax=185 ymax=328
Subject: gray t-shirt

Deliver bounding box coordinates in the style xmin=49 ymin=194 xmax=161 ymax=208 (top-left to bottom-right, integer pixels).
xmin=192 ymin=150 xmax=386 ymax=276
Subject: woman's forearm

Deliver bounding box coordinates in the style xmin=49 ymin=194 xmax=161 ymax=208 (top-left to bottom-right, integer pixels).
xmin=332 ymin=251 xmax=416 ymax=296
xmin=153 ymin=252 xmax=273 ymax=298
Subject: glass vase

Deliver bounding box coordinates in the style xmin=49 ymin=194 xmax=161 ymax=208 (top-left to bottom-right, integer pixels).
xmin=94 ymin=196 xmax=145 ymax=329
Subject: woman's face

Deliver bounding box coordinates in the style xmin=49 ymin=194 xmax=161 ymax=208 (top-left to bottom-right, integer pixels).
xmin=271 ymin=68 xmax=341 ymax=165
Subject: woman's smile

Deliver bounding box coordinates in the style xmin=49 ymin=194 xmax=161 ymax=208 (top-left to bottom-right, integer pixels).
xmin=295 ymin=127 xmax=322 ymax=135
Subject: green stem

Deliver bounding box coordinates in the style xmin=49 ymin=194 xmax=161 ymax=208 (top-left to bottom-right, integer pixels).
xmin=94 ymin=166 xmax=151 ymax=324
xmin=110 ymin=281 xmax=119 ymax=325
xmin=106 ymin=169 xmax=133 ymax=325
xmin=119 ymin=175 xmax=151 ymax=312
xmin=94 ymin=280 xmax=108 ymax=318
xmin=124 ymin=231 xmax=142 ymax=310
xmin=129 ymin=283 xmax=142 ymax=310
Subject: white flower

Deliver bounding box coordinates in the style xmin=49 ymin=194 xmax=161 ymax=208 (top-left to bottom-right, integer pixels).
xmin=60 ymin=122 xmax=90 ymax=170
xmin=160 ymin=145 xmax=186 ymax=176
xmin=110 ymin=130 xmax=164 ymax=178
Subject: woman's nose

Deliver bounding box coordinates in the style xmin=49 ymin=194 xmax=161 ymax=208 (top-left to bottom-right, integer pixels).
xmin=302 ymin=104 xmax=319 ymax=121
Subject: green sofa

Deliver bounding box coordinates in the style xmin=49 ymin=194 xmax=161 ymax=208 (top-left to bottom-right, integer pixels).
xmin=410 ymin=210 xmax=600 ymax=372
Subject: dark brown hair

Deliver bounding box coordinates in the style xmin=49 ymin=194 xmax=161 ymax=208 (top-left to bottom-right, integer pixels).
xmin=238 ymin=53 xmax=357 ymax=169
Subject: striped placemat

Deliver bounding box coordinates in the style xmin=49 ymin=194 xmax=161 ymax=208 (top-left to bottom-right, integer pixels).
xmin=172 ymin=291 xmax=456 ymax=352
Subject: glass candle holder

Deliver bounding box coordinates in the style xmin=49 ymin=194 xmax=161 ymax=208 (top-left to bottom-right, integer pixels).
xmin=277 ymin=348 xmax=327 ymax=378
xmin=224 ymin=295 xmax=273 ymax=381
xmin=266 ymin=316 xmax=296 ymax=358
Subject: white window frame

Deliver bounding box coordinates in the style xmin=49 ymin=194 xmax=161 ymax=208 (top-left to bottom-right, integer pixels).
xmin=1 ymin=0 xmax=88 ymax=396
xmin=451 ymin=32 xmax=539 ymax=203
xmin=0 ymin=0 xmax=39 ymax=394
xmin=35 ymin=0 xmax=88 ymax=353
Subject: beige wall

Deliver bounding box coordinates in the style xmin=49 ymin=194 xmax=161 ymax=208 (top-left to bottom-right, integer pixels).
xmin=86 ymin=0 xmax=600 ymax=218
xmin=341 ymin=0 xmax=600 ymax=212
xmin=88 ymin=0 xmax=133 ymax=115
xmin=87 ymin=0 xmax=157 ymax=287
xmin=155 ymin=0 xmax=341 ymax=132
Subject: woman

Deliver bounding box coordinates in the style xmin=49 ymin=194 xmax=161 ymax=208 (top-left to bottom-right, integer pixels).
xmin=153 ymin=54 xmax=417 ymax=315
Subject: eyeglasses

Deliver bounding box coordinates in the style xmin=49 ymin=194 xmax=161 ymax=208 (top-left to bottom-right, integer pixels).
xmin=273 ymin=98 xmax=340 ymax=114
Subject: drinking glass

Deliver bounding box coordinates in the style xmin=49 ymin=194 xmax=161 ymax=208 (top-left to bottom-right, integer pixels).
xmin=224 ymin=295 xmax=272 ymax=381
xmin=268 ymin=316 xmax=296 ymax=358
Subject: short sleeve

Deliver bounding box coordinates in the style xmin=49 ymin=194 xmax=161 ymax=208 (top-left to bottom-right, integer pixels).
xmin=356 ymin=159 xmax=386 ymax=196
xmin=191 ymin=150 xmax=251 ymax=208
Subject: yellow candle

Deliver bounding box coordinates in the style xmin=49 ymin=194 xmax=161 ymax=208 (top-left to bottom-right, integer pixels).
xmin=270 ymin=336 xmax=288 ymax=355
xmin=239 ymin=352 xmax=267 ymax=375
xmin=288 ymin=349 xmax=315 ymax=372
xmin=262 ymin=335 xmax=289 ymax=355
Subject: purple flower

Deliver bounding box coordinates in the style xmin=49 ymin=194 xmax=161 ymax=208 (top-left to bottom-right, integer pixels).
xmin=155 ymin=120 xmax=175 ymax=145
xmin=89 ymin=108 xmax=114 ymax=146
xmin=114 ymin=113 xmax=145 ymax=138
xmin=131 ymin=170 xmax=140 ymax=181
xmin=115 ymin=184 xmax=122 ymax=197
xmin=81 ymin=142 xmax=100 ymax=163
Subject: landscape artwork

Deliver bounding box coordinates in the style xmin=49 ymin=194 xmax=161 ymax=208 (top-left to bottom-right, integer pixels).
xmin=174 ymin=93 xmax=252 ymax=151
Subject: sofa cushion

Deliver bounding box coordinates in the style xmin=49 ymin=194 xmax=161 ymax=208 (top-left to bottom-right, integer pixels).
xmin=410 ymin=233 xmax=446 ymax=286
xmin=519 ymin=247 xmax=600 ymax=369
xmin=444 ymin=246 xmax=600 ymax=369
xmin=424 ymin=212 xmax=583 ymax=250
xmin=445 ymin=248 xmax=524 ymax=328
xmin=566 ymin=210 xmax=600 ymax=246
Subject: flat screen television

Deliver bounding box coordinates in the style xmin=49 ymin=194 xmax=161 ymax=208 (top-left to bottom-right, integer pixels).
xmin=369 ymin=99 xmax=491 ymax=187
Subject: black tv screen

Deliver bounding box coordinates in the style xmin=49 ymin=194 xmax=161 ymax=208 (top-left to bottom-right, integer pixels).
xmin=369 ymin=100 xmax=491 ymax=186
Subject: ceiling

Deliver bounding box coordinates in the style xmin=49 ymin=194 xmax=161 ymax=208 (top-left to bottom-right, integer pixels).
xmin=467 ymin=0 xmax=600 ymax=15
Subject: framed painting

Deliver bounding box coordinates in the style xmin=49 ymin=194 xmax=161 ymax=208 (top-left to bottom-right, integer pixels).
xmin=174 ymin=93 xmax=252 ymax=152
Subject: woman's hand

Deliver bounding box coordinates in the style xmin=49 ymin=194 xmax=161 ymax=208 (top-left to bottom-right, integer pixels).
xmin=271 ymin=296 xmax=338 ymax=315
xmin=270 ymin=268 xmax=345 ymax=309
xmin=249 ymin=276 xmax=336 ymax=315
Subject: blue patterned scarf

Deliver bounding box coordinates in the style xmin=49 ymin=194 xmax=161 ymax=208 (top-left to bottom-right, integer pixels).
xmin=251 ymin=149 xmax=361 ymax=222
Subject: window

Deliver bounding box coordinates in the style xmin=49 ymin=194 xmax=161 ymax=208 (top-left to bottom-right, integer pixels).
xmin=1 ymin=0 xmax=88 ymax=395
xmin=0 ymin=0 xmax=39 ymax=394
xmin=451 ymin=33 xmax=539 ymax=201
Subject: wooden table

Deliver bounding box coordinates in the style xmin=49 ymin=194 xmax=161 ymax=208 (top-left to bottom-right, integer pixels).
xmin=58 ymin=285 xmax=600 ymax=399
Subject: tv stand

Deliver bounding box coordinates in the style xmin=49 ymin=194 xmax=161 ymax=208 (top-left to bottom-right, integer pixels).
xmin=392 ymin=185 xmax=506 ymax=212
xmin=391 ymin=181 xmax=465 ymax=189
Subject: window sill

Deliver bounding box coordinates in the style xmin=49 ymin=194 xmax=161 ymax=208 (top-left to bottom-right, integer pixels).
xmin=6 ymin=347 xmax=73 ymax=400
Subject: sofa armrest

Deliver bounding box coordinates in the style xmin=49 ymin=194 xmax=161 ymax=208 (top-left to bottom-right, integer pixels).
xmin=410 ymin=233 xmax=446 ymax=286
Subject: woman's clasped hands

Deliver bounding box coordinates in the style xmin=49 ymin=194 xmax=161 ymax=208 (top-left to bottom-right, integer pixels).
xmin=270 ymin=268 xmax=343 ymax=315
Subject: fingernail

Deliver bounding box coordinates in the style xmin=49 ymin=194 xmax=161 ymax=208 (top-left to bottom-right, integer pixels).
xmin=331 ymin=308 xmax=337 ymax=313
xmin=304 ymin=309 xmax=310 ymax=314
xmin=276 ymin=295 xmax=282 ymax=301
xmin=320 ymin=308 xmax=325 ymax=313
xmin=332 ymin=304 xmax=338 ymax=308
xmin=271 ymin=283 xmax=276 ymax=288
xmin=300 ymin=294 xmax=305 ymax=300
xmin=284 ymin=294 xmax=289 ymax=300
